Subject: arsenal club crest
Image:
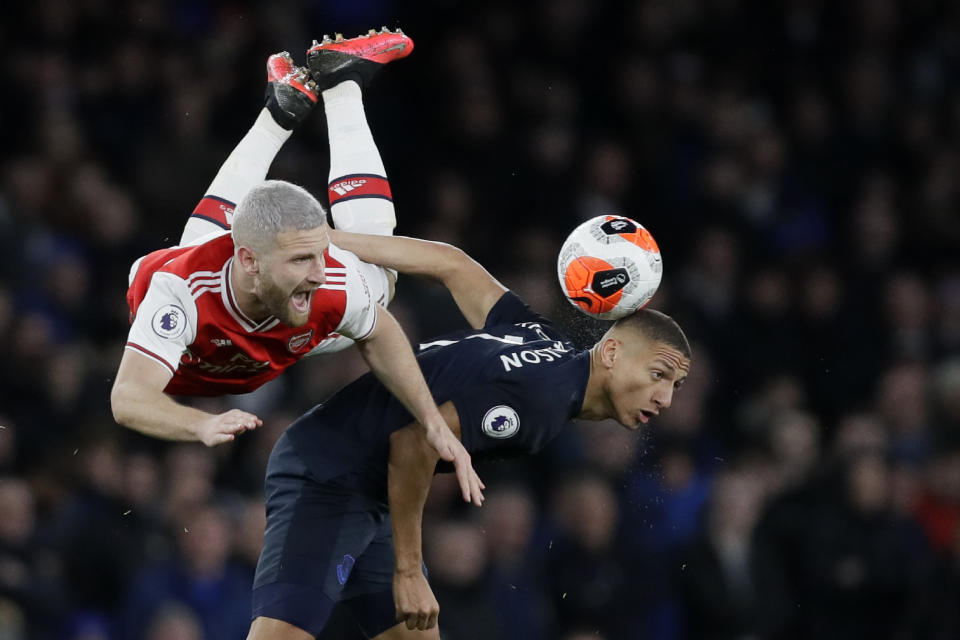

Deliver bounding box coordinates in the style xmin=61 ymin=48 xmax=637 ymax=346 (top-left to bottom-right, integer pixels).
xmin=287 ymin=330 xmax=314 ymax=353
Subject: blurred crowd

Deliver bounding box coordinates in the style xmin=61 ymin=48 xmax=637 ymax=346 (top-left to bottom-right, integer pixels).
xmin=2 ymin=0 xmax=960 ymax=638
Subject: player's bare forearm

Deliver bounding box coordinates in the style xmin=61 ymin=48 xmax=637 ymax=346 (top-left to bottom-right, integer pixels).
xmin=112 ymin=380 xmax=210 ymax=440
xmin=330 ymin=230 xmax=507 ymax=328
xmin=389 ymin=423 xmax=446 ymax=630
xmin=111 ymin=350 xmax=260 ymax=446
xmin=388 ymin=424 xmax=439 ymax=573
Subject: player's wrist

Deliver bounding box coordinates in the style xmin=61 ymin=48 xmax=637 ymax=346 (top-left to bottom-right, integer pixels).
xmin=394 ymin=547 xmax=423 ymax=575
xmin=420 ymin=416 xmax=447 ymax=434
xmin=193 ymin=423 xmax=212 ymax=444
xmin=421 ymin=422 xmax=441 ymax=435
xmin=395 ymin=564 xmax=423 ymax=577
xmin=194 ymin=412 xmax=222 ymax=442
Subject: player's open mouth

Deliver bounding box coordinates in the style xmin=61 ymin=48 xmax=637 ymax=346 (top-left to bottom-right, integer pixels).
xmin=291 ymin=290 xmax=312 ymax=313
xmin=638 ymin=409 xmax=656 ymax=424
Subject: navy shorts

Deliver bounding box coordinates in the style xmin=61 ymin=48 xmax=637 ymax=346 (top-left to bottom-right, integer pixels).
xmin=252 ymin=432 xmax=417 ymax=638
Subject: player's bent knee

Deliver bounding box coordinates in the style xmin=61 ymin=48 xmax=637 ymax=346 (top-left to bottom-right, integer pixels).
xmin=372 ymin=622 xmax=441 ymax=640
xmin=247 ymin=616 xmax=315 ymax=640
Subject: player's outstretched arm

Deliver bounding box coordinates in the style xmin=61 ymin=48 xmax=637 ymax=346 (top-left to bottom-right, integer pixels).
xmin=329 ymin=231 xmax=507 ymax=329
xmin=388 ymin=401 xmax=461 ymax=631
xmin=356 ymin=308 xmax=484 ymax=505
xmin=110 ymin=350 xmax=261 ymax=446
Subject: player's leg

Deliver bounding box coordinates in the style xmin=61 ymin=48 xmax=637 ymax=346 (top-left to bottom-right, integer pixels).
xmin=250 ymin=433 xmax=387 ymax=639
xmin=297 ymin=29 xmax=415 ymax=353
xmin=247 ymin=617 xmax=314 ymax=640
xmin=306 ymin=28 xmax=413 ymax=240
xmin=322 ymin=76 xmax=395 ymax=239
xmin=180 ymin=53 xmax=319 ymax=246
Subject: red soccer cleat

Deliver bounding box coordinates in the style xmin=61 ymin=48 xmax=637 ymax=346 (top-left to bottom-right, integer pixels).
xmin=306 ymin=27 xmax=414 ymax=90
xmin=264 ymin=51 xmax=319 ymax=130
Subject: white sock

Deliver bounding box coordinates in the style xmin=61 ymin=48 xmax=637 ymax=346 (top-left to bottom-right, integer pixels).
xmin=323 ymin=80 xmax=396 ymax=236
xmin=206 ymin=108 xmax=291 ymax=205
xmin=180 ymin=109 xmax=292 ymax=244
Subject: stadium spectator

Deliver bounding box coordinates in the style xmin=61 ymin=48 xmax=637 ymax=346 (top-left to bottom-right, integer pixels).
xmin=120 ymin=502 xmax=252 ymax=640
xmin=753 ymin=451 xmax=932 ymax=638
xmin=480 ymin=485 xmax=552 ymax=640
xmin=144 ymin=604 xmax=205 ymax=640
xmin=547 ymin=472 xmax=643 ymax=639
xmin=678 ymin=464 xmax=768 ymax=640
xmin=424 ymin=520 xmax=504 ymax=640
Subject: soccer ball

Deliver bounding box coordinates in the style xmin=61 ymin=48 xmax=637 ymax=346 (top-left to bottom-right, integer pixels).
xmin=557 ymin=215 xmax=663 ymax=320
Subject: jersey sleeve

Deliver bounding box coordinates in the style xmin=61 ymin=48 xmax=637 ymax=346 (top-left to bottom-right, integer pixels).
xmin=483 ymin=291 xmax=551 ymax=328
xmin=331 ymin=247 xmax=379 ymax=342
xmin=125 ymin=272 xmax=198 ymax=374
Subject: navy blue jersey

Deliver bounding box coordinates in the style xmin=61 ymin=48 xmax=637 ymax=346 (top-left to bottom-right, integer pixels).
xmin=285 ymin=291 xmax=590 ymax=500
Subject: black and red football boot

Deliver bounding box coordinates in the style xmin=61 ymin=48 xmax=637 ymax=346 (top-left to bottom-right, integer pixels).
xmin=264 ymin=51 xmax=319 ymax=130
xmin=306 ymin=27 xmax=414 ymax=91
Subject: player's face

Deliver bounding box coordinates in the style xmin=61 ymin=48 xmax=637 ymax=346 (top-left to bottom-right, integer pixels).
xmin=256 ymin=226 xmax=330 ymax=327
xmin=608 ymin=339 xmax=689 ymax=430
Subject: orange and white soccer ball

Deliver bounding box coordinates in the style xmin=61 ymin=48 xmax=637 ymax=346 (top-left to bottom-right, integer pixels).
xmin=557 ymin=215 xmax=663 ymax=320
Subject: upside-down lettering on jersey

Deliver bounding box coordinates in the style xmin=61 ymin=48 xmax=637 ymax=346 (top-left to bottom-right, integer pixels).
xmin=499 ymin=341 xmax=572 ymax=372
xmin=416 ymin=320 xmax=573 ymax=373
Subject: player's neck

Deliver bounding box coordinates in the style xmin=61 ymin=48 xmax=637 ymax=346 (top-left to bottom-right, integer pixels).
xmin=578 ymin=346 xmax=615 ymax=421
xmin=230 ymin=261 xmax=272 ymax=322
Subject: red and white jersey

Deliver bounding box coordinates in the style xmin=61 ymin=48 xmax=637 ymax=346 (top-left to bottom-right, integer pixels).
xmin=125 ymin=231 xmax=378 ymax=396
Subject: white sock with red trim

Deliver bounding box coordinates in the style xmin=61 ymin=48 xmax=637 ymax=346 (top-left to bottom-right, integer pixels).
xmin=181 ymin=109 xmax=291 ymax=244
xmin=323 ymin=80 xmax=396 ymax=236
xmin=206 ymin=108 xmax=290 ymax=204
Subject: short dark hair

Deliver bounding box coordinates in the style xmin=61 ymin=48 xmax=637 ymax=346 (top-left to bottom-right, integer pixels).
xmin=613 ymin=308 xmax=691 ymax=359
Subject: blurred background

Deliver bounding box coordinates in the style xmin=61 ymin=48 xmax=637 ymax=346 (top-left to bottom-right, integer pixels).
xmin=1 ymin=0 xmax=959 ymax=638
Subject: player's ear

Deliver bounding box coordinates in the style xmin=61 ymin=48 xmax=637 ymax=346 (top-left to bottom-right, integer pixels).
xmin=599 ymin=336 xmax=620 ymax=369
xmin=236 ymin=245 xmax=260 ymax=275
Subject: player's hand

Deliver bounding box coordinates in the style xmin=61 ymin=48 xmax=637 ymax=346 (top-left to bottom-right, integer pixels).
xmin=196 ymin=409 xmax=262 ymax=446
xmin=425 ymin=425 xmax=485 ymax=506
xmin=393 ymin=569 xmax=439 ymax=631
